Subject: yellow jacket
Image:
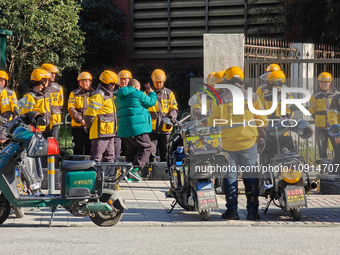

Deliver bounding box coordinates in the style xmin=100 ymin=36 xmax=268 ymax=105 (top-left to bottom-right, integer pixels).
xmin=309 ymin=88 xmax=339 ymax=128
xmin=48 ymin=82 xmax=64 ymax=127
xmin=5 ymin=87 xmax=17 ymax=120
xmin=20 ymin=88 xmax=51 ymax=132
xmin=256 ymin=84 xmax=293 ymax=119
xmin=68 ymin=87 xmax=93 ymax=128
xmin=208 ymin=83 xmax=267 ymax=151
xmin=328 ymin=93 xmax=340 ymax=126
xmin=147 ymin=87 xmax=178 ymax=134
xmin=85 ymin=84 xmax=117 ymax=140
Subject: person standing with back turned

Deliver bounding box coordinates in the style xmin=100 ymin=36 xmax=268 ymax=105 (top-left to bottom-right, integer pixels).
xmin=115 ymin=79 xmax=157 ymax=182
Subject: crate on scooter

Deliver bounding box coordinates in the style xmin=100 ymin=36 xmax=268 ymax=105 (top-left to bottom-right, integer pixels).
xmin=148 ymin=161 xmax=168 ymax=180
xmin=182 ymin=126 xmax=222 ymax=156
xmin=315 ymin=158 xmax=340 ymax=194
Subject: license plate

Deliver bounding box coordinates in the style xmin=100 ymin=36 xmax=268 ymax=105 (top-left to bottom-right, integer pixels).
xmin=284 ymin=185 xmax=307 ymax=210
xmin=196 ymin=188 xmax=218 ymax=211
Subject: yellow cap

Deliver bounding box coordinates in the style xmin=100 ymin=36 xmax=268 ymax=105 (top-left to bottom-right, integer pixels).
xmin=223 ymin=66 xmax=244 ymax=80
xmin=77 ymin=72 xmax=92 ymax=81
xmin=317 ymin=72 xmax=332 ymax=82
xmin=99 ymin=70 xmax=118 ymax=84
xmin=41 ymin=63 xmax=59 ymax=73
xmin=31 ymin=69 xmax=51 ymax=81
xmin=151 ymin=69 xmax=166 ymax=82
xmin=0 ymin=71 xmax=9 ymax=80
xmin=266 ymin=64 xmax=281 ymax=72
xmin=118 ymin=70 xmax=132 ymax=79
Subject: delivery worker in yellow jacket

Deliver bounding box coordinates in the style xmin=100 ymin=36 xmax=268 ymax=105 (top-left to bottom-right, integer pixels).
xmin=310 ymin=72 xmax=339 ymax=159
xmin=20 ymin=69 xmax=52 ymax=136
xmin=0 ymin=70 xmax=16 ymax=120
xmin=328 ymin=90 xmax=340 ymax=164
xmin=261 ymin=70 xmax=294 ymax=120
xmin=208 ymin=66 xmax=267 ymax=221
xmin=0 ymin=70 xmax=13 ymax=147
xmin=145 ymin=69 xmax=178 ymax=162
xmin=41 ymin=63 xmax=64 ymax=140
xmin=191 ymin=71 xmax=224 ymax=119
xmin=85 ymin=70 xmax=118 ymax=162
xmin=256 ymin=63 xmax=282 ymax=106
xmin=68 ymin=71 xmax=94 ymax=155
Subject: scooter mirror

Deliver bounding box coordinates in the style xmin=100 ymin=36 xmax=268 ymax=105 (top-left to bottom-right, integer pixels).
xmin=14 ymin=106 xmax=20 ymax=118
xmin=294 ymin=119 xmax=313 ymax=139
xmin=329 ymin=124 xmax=340 ymax=138
xmin=36 ymin=116 xmax=47 ymax=126
xmin=17 ymin=97 xmax=27 ymax=108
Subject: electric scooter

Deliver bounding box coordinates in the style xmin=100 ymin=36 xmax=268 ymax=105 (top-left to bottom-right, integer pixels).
xmin=0 ymin=110 xmax=132 ymax=227
xmin=260 ymin=119 xmax=317 ymax=220
xmin=165 ymin=115 xmax=228 ymax=221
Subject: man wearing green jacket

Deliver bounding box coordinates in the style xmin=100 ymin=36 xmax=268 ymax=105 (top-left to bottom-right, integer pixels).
xmin=115 ymin=79 xmax=157 ymax=182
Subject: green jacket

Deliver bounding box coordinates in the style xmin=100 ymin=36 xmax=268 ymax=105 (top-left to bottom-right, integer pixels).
xmin=115 ymin=86 xmax=156 ymax=138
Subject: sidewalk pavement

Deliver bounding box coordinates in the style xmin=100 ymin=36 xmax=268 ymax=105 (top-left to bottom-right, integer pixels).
xmin=3 ymin=180 xmax=340 ymax=227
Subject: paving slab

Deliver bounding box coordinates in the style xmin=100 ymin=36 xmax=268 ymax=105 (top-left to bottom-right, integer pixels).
xmin=2 ymin=180 xmax=340 ymax=227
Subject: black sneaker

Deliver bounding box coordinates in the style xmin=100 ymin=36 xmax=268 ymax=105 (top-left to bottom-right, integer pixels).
xmin=247 ymin=212 xmax=261 ymax=220
xmin=221 ymin=211 xmax=240 ymax=220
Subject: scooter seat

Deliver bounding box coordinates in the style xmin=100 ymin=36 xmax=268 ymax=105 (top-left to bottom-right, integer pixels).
xmin=60 ymin=160 xmax=96 ymax=172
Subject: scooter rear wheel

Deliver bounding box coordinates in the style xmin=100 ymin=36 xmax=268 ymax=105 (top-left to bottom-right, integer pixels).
xmin=0 ymin=194 xmax=10 ymax=225
xmin=291 ymin=208 xmax=301 ymax=221
xmin=90 ymin=190 xmax=124 ymax=227
xmin=199 ymin=209 xmax=211 ymax=221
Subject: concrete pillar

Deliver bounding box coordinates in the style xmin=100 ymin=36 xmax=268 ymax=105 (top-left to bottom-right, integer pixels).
xmin=290 ymin=43 xmax=315 ymax=158
xmin=203 ymin=34 xmax=245 ymax=79
xmin=290 ymin=43 xmax=314 ymax=120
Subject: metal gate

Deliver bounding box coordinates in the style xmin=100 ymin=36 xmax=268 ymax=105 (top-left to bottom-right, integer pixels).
xmin=244 ymin=58 xmax=340 ymax=165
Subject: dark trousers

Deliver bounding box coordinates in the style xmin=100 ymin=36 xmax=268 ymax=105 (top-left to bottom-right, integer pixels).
xmin=333 ymin=143 xmax=340 ymax=164
xmin=149 ymin=132 xmax=170 ymax=162
xmin=114 ymin=137 xmax=122 ymax=157
xmin=124 ymin=133 xmax=152 ymax=169
xmin=71 ymin=128 xmax=91 ymax=155
xmin=51 ymin=125 xmax=60 ymax=140
xmin=90 ymin=137 xmax=115 ymax=162
xmin=316 ymin=128 xmax=336 ymax=158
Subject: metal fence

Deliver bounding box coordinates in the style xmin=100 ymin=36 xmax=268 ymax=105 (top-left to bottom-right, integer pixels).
xmin=244 ymin=57 xmax=340 ymax=165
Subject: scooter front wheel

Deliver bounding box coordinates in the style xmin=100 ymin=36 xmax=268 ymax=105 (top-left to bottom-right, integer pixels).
xmin=0 ymin=194 xmax=10 ymax=225
xmin=13 ymin=207 xmax=25 ymax=218
xmin=90 ymin=190 xmax=124 ymax=227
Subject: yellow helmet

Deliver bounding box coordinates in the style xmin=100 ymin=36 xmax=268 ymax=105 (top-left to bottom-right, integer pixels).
xmin=212 ymin=71 xmax=225 ymax=84
xmin=317 ymin=72 xmax=332 ymax=82
xmin=118 ymin=70 xmax=132 ymax=79
xmin=266 ymin=64 xmax=281 ymax=72
xmin=30 ymin=69 xmax=51 ymax=81
xmin=266 ymin=70 xmax=285 ymax=83
xmin=206 ymin=72 xmax=216 ymax=85
xmin=77 ymin=72 xmax=92 ymax=81
xmin=40 ymin=63 xmax=59 ymax=73
xmin=0 ymin=70 xmax=9 ymax=80
xmin=223 ymin=66 xmax=244 ymax=80
xmin=151 ymin=69 xmax=166 ymax=82
xmin=99 ymin=70 xmax=118 ymax=84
